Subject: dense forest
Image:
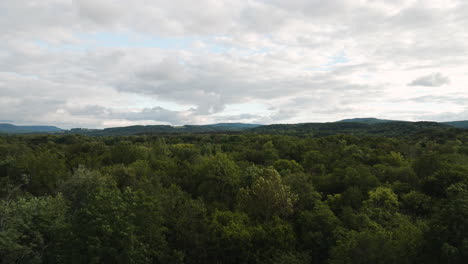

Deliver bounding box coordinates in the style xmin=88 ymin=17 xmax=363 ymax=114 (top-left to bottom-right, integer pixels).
xmin=1 ymin=127 xmax=468 ymax=263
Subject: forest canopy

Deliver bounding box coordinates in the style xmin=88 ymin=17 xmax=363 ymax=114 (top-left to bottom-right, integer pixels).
xmin=1 ymin=128 xmax=468 ymax=263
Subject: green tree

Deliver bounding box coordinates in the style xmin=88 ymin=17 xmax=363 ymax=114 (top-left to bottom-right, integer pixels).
xmin=209 ymin=210 xmax=255 ymax=263
xmin=18 ymin=149 xmax=69 ymax=195
xmin=296 ymin=201 xmax=340 ymax=262
xmin=238 ymin=168 xmax=298 ymax=221
xmin=160 ymin=185 xmax=209 ymax=264
xmin=0 ymin=194 xmax=69 ymax=264
xmin=194 ymin=153 xmax=240 ymax=207
xmin=424 ymin=183 xmax=468 ymax=263
xmin=69 ymin=187 xmax=170 ymax=263
xmin=273 ymin=159 xmax=304 ymax=175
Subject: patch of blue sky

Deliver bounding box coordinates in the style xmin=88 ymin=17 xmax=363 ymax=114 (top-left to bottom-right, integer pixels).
xmin=207 ymin=39 xmax=270 ymax=56
xmin=119 ymin=93 xmax=189 ymax=112
xmin=305 ymin=51 xmax=349 ymax=72
xmin=34 ymin=32 xmax=197 ymax=52
xmin=205 ymin=37 xmax=231 ymax=54
xmin=87 ymin=32 xmax=196 ymax=49
xmin=6 ymin=71 xmax=40 ymax=80
xmin=220 ymin=102 xmax=270 ymax=116
xmin=360 ymin=74 xmax=373 ymax=80
xmin=34 ymin=40 xmax=88 ymax=52
xmin=238 ymin=47 xmax=271 ymax=57
xmin=35 ymin=32 xmax=241 ymax=54
xmin=34 ymin=32 xmax=270 ymax=57
xmin=329 ymin=51 xmax=349 ymax=64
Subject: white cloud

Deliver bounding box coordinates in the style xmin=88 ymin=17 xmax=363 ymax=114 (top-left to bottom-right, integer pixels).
xmin=1 ymin=0 xmax=468 ymax=127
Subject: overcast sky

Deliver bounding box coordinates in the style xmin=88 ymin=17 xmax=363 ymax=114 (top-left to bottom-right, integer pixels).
xmin=1 ymin=0 xmax=468 ymax=128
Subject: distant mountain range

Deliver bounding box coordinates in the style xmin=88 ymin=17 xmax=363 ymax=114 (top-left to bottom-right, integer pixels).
xmin=338 ymin=117 xmax=468 ymax=128
xmin=1 ymin=118 xmax=467 ymax=136
xmin=0 ymin=123 xmax=62 ymax=134
xmin=251 ymin=120 xmax=454 ymax=137
xmin=67 ymin=123 xmax=262 ymax=136
xmin=441 ymin=120 xmax=468 ymax=129
xmin=337 ymin=117 xmax=398 ymax=124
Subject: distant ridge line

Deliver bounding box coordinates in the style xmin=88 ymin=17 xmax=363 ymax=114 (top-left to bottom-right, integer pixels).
xmin=1 ymin=118 xmax=468 ymax=135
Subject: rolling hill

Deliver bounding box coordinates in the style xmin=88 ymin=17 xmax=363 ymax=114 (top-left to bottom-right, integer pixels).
xmin=2 ymin=118 xmax=468 ymax=136
xmin=67 ymin=123 xmax=262 ymax=136
xmin=337 ymin=117 xmax=397 ymax=124
xmin=250 ymin=121 xmax=454 ymax=137
xmin=0 ymin=123 xmax=63 ymax=134
xmin=441 ymin=120 xmax=468 ymax=129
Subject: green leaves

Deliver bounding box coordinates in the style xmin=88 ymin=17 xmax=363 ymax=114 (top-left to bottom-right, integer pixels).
xmin=0 ymin=194 xmax=69 ymax=263
xmin=70 ymin=187 xmax=169 ymax=264
xmin=238 ymin=168 xmax=298 ymax=221
xmin=2 ymin=131 xmax=468 ymax=263
xmin=194 ymin=153 xmax=241 ymax=207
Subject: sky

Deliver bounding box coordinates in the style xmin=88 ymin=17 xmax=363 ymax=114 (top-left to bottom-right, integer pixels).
xmin=1 ymin=0 xmax=468 ymax=128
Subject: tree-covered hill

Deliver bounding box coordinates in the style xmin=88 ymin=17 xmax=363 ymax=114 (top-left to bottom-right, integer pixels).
xmin=68 ymin=123 xmax=261 ymax=136
xmin=0 ymin=123 xmax=62 ymax=134
xmin=67 ymin=120 xmax=457 ymax=137
xmin=442 ymin=120 xmax=468 ymax=128
xmin=338 ymin=118 xmax=468 ymax=129
xmin=1 ymin=119 xmax=467 ymax=136
xmin=337 ymin=117 xmax=397 ymax=124
xmin=250 ymin=121 xmax=454 ymax=137
xmin=65 ymin=120 xmax=468 ymax=136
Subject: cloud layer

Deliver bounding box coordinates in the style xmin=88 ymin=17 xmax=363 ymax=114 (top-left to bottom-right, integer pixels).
xmin=409 ymin=73 xmax=450 ymax=87
xmin=1 ymin=0 xmax=468 ymax=128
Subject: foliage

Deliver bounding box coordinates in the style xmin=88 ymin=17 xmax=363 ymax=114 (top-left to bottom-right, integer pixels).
xmin=1 ymin=128 xmax=468 ymax=263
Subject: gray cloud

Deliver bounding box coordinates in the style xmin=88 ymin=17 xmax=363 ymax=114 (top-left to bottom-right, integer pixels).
xmin=409 ymin=95 xmax=468 ymax=105
xmin=118 ymin=107 xmax=189 ymax=124
xmin=415 ymin=107 xmax=468 ymax=122
xmin=2 ymin=0 xmax=468 ymax=127
xmin=66 ymin=104 xmax=192 ymax=125
xmin=213 ymin=113 xmax=262 ymax=123
xmin=67 ymin=105 xmax=110 ymax=116
xmin=408 ymin=73 xmax=450 ymax=87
